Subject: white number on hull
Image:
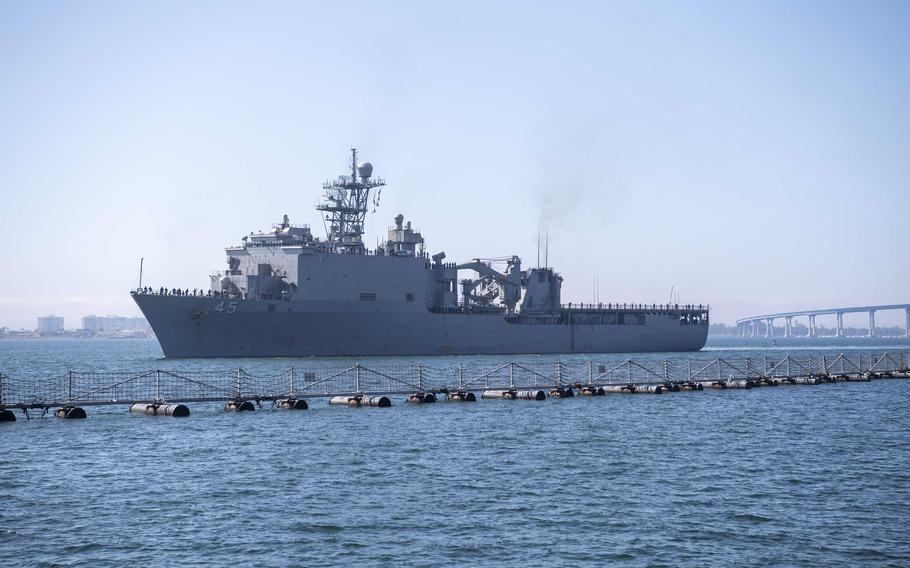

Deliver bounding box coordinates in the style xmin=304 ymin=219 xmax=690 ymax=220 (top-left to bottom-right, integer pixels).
xmin=214 ymin=301 xmax=238 ymax=314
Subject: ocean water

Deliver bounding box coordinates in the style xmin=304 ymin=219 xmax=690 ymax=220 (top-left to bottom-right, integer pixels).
xmin=1 ymin=337 xmax=910 ymax=567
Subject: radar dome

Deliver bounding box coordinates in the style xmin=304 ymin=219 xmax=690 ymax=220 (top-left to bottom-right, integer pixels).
xmin=357 ymin=161 xmax=373 ymax=179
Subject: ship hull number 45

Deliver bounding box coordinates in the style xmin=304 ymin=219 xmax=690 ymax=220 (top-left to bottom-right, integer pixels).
xmin=214 ymin=301 xmax=238 ymax=314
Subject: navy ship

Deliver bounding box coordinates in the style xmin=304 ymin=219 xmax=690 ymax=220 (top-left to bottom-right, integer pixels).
xmin=132 ymin=150 xmax=708 ymax=357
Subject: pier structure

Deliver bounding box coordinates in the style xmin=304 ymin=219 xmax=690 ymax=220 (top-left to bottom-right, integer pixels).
xmin=1 ymin=352 xmax=908 ymax=422
xmin=736 ymin=304 xmax=910 ymax=338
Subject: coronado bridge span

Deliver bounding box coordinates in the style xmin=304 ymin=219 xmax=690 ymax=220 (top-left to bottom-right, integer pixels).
xmin=736 ymin=304 xmax=910 ymax=338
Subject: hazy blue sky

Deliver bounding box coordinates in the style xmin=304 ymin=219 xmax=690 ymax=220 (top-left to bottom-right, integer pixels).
xmin=1 ymin=0 xmax=908 ymax=329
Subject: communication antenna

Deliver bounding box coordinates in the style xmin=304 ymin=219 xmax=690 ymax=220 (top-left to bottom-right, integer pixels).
xmin=668 ymin=286 xmax=674 ymax=305
xmin=139 ymin=257 xmax=144 ymax=290
xmin=536 ymin=227 xmax=540 ymax=269
xmin=545 ymin=226 xmax=549 ymax=269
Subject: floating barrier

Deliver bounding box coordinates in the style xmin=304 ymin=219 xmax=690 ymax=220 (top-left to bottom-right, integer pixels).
xmin=55 ymin=406 xmax=86 ymax=419
xmin=2 ymin=352 xmax=908 ymax=424
xmin=446 ymin=391 xmax=476 ymax=402
xmin=129 ymin=403 xmax=190 ymax=417
xmin=329 ymin=395 xmax=391 ymax=407
xmin=407 ymin=392 xmax=437 ymax=404
xmin=276 ymin=398 xmax=308 ymax=410
xmin=225 ymin=400 xmax=255 ymax=412
xmin=548 ymin=387 xmax=574 ymax=398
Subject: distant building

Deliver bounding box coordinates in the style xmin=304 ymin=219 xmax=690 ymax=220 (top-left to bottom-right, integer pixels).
xmin=82 ymin=315 xmax=152 ymax=336
xmin=37 ymin=315 xmax=65 ymax=335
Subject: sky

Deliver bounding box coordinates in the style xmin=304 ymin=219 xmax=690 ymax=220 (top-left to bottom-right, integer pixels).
xmin=1 ymin=0 xmax=908 ymax=329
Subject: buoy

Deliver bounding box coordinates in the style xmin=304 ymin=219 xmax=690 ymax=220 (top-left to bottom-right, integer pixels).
xmin=515 ymin=389 xmax=546 ymax=401
xmin=847 ymin=374 xmax=871 ymax=382
xmin=481 ymin=390 xmax=517 ymax=400
xmin=601 ymin=384 xmax=636 ymax=394
xmin=0 ymin=408 xmax=15 ymax=422
xmin=407 ymin=392 xmax=436 ymax=404
xmin=277 ymin=398 xmax=308 ymax=410
xmin=329 ymin=395 xmax=391 ymax=407
xmin=549 ymin=387 xmax=574 ymax=398
xmin=447 ymin=391 xmax=476 ymax=402
xmin=129 ymin=403 xmax=190 ymax=417
xmin=225 ymin=400 xmax=255 ymax=412
xmin=637 ymin=384 xmax=664 ymax=394
xmin=55 ymin=406 xmax=86 ymax=419
xmin=579 ymin=386 xmax=604 ymax=396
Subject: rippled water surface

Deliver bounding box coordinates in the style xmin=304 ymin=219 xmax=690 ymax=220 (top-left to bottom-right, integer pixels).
xmin=2 ymin=338 xmax=910 ymax=567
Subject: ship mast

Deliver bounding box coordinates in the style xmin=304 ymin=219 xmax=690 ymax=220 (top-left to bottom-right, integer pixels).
xmin=317 ymin=148 xmax=384 ymax=253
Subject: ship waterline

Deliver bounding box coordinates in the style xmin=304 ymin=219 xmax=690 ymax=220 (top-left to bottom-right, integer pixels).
xmin=133 ymin=149 xmax=708 ymax=358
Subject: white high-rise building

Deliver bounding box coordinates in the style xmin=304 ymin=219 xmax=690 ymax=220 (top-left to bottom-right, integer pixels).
xmin=37 ymin=315 xmax=64 ymax=335
xmin=81 ymin=315 xmax=151 ymax=335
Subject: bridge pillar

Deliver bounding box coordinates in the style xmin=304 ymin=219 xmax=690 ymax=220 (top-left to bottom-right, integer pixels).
xmin=750 ymin=321 xmax=756 ymax=338
xmin=906 ymin=308 xmax=910 ymax=338
xmin=809 ymin=315 xmax=817 ymax=337
xmin=836 ymin=312 xmax=844 ymax=337
xmin=785 ymin=316 xmax=792 ymax=337
xmin=869 ymin=310 xmax=876 ymax=337
xmin=766 ymin=318 xmax=774 ymax=337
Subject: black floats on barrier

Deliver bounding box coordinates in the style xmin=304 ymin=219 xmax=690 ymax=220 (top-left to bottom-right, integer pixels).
xmin=329 ymin=395 xmax=392 ymax=408
xmin=55 ymin=406 xmax=86 ymax=419
xmin=447 ymin=391 xmax=476 ymax=402
xmin=481 ymin=389 xmax=546 ymax=401
xmin=129 ymin=403 xmax=190 ymax=417
xmin=549 ymin=387 xmax=574 ymax=398
xmin=0 ymin=408 xmax=15 ymax=422
xmin=407 ymin=392 xmax=437 ymax=404
xmin=277 ymin=398 xmax=308 ymax=410
xmin=225 ymin=400 xmax=255 ymax=412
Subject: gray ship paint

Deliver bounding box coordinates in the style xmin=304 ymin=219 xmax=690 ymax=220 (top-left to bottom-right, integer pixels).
xmin=133 ymin=150 xmax=708 ymax=358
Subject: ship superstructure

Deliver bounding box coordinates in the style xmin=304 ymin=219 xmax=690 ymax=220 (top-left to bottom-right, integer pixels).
xmin=133 ymin=149 xmax=708 ymax=357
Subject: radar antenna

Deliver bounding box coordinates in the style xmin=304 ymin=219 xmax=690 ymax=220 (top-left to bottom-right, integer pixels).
xmin=317 ymin=148 xmax=385 ymax=252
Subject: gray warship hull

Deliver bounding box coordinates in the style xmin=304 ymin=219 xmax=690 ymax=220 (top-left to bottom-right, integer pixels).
xmin=133 ymin=294 xmax=708 ymax=358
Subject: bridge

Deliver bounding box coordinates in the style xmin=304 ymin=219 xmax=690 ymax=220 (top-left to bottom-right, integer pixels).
xmin=736 ymin=304 xmax=910 ymax=338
